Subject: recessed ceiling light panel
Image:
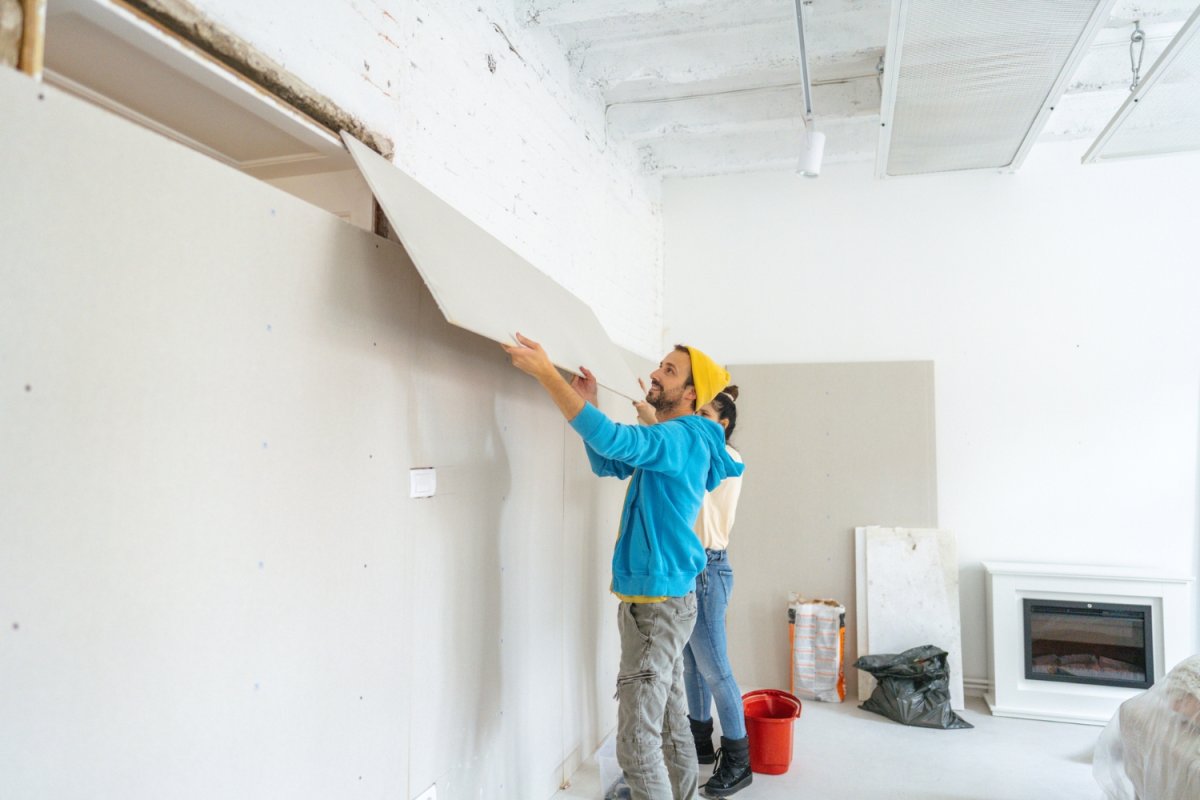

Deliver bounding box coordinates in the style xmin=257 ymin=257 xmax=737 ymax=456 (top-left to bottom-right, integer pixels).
xmin=1083 ymin=4 xmax=1200 ymax=164
xmin=878 ymin=0 xmax=1117 ymax=177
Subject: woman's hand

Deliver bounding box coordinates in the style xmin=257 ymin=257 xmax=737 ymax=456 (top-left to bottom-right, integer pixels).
xmin=633 ymin=378 xmax=657 ymax=425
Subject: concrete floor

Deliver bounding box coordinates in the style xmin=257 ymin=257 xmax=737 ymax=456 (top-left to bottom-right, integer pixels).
xmin=554 ymin=696 xmax=1106 ymax=800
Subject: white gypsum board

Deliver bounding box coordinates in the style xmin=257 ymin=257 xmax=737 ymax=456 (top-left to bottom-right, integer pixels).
xmin=341 ymin=132 xmax=642 ymax=401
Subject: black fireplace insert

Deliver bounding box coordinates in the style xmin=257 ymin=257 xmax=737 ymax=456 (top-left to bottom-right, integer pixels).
xmin=1023 ymin=599 xmax=1154 ymax=690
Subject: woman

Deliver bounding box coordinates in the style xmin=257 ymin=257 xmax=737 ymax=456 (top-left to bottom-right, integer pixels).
xmin=684 ymin=387 xmax=751 ymax=798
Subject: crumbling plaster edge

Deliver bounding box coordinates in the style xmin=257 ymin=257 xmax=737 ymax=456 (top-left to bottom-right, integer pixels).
xmin=121 ymin=0 xmax=394 ymax=159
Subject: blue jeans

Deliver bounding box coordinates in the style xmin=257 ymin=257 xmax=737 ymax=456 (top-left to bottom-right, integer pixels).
xmin=682 ymin=549 xmax=746 ymax=740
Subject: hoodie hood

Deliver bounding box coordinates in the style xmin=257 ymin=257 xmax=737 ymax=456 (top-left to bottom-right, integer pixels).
xmin=679 ymin=415 xmax=745 ymax=491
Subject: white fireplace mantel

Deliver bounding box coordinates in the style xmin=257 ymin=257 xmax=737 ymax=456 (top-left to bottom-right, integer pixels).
xmin=984 ymin=562 xmax=1194 ymax=725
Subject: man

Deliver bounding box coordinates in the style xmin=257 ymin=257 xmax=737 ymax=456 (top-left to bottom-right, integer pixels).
xmin=502 ymin=333 xmax=743 ymax=800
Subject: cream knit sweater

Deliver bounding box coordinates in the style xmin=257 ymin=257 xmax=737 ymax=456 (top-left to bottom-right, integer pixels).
xmin=694 ymin=445 xmax=743 ymax=551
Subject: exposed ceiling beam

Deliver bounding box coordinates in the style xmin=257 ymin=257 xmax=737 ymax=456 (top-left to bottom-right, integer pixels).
xmin=571 ymin=21 xmax=883 ymax=102
xmin=519 ymin=0 xmax=798 ymax=34
xmin=1107 ymin=0 xmax=1199 ymax=26
xmin=1069 ymin=21 xmax=1177 ymax=92
xmin=638 ymin=114 xmax=881 ymax=177
xmin=607 ymin=76 xmax=879 ymax=141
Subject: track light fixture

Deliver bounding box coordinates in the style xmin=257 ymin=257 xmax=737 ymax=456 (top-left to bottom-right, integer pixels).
xmin=793 ymin=0 xmax=823 ymax=178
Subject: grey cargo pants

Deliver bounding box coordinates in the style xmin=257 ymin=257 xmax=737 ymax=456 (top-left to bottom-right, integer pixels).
xmin=615 ymin=592 xmax=699 ymax=800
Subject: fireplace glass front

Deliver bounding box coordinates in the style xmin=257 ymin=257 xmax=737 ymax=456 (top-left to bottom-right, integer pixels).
xmin=1023 ymin=599 xmax=1154 ymax=689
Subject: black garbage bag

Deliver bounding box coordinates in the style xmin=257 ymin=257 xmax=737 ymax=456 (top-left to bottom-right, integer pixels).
xmin=853 ymin=644 xmax=973 ymax=729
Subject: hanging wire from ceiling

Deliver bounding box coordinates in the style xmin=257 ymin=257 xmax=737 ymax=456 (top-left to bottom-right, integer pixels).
xmin=1129 ymin=20 xmax=1146 ymax=91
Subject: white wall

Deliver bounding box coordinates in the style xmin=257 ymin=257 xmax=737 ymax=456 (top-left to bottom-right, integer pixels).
xmin=663 ymin=141 xmax=1200 ymax=683
xmin=0 ymin=68 xmax=627 ymax=800
xmin=185 ymin=0 xmax=663 ymax=357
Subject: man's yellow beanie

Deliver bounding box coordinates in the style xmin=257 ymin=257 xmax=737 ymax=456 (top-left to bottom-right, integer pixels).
xmin=684 ymin=346 xmax=731 ymax=412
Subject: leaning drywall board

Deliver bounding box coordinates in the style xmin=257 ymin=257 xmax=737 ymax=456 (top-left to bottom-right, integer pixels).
xmin=855 ymin=526 xmax=965 ymax=710
xmin=341 ymin=132 xmax=642 ymax=401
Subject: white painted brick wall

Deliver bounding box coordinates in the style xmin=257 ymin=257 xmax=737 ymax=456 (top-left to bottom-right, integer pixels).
xmin=187 ymin=0 xmax=663 ymax=356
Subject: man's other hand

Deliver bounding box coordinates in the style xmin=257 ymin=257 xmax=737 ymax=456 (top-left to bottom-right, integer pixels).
xmin=570 ymin=366 xmax=599 ymax=406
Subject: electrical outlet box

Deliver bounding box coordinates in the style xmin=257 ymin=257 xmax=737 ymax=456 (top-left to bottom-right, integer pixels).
xmin=409 ymin=467 xmax=436 ymax=499
xmin=413 ymin=784 xmax=437 ymax=800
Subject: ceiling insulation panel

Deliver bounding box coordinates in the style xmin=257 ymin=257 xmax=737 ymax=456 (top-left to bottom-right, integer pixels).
xmin=877 ymin=0 xmax=1117 ymax=177
xmin=1083 ymin=4 xmax=1200 ymax=164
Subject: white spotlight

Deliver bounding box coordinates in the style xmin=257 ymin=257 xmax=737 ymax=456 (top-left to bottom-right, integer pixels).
xmin=798 ymin=130 xmax=825 ymax=178
xmin=793 ymin=0 xmax=823 ymax=178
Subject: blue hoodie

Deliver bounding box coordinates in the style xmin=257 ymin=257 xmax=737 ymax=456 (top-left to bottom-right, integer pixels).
xmin=569 ymin=403 xmax=746 ymax=597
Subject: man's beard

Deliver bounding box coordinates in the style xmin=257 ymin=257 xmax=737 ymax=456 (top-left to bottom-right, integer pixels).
xmin=649 ymin=384 xmax=687 ymax=414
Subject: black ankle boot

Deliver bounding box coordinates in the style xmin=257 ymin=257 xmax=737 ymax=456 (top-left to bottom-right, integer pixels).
xmin=688 ymin=716 xmax=716 ymax=765
xmin=701 ymin=735 xmax=752 ymax=798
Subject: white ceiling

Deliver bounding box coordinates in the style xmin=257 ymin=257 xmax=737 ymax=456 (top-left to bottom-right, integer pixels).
xmin=39 ymin=0 xmax=1200 ymax=182
xmin=520 ymin=0 xmax=1200 ymax=177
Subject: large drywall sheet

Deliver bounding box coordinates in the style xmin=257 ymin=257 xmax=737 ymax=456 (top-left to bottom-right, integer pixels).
xmin=0 ymin=67 xmax=619 ymax=799
xmin=342 ymin=133 xmax=642 ymax=402
xmin=723 ymin=362 xmax=938 ymax=699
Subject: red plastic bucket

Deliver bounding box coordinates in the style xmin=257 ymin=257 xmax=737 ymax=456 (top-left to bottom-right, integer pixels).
xmin=742 ymin=689 xmax=801 ymax=775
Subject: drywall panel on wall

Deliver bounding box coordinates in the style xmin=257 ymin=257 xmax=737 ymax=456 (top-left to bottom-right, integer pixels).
xmin=723 ymin=362 xmax=938 ymax=699
xmin=342 ymin=132 xmax=642 ymax=402
xmin=559 ymin=387 xmax=634 ymax=777
xmin=855 ymin=526 xmax=964 ymax=709
xmin=0 ymin=67 xmax=415 ymax=800
xmin=0 ymin=67 xmax=617 ymax=800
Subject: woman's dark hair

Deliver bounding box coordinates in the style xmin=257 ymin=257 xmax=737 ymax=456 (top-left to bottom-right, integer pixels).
xmin=711 ymin=385 xmax=738 ymax=442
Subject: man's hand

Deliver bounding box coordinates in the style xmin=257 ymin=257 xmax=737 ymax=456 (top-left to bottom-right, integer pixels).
xmin=570 ymin=366 xmax=599 ymax=406
xmin=633 ymin=378 xmax=657 ymax=426
xmin=501 ymin=332 xmax=558 ymax=382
